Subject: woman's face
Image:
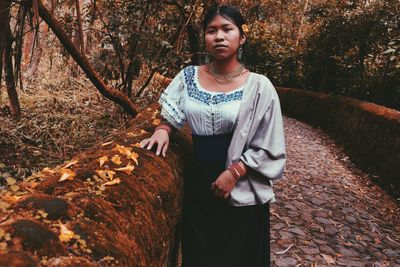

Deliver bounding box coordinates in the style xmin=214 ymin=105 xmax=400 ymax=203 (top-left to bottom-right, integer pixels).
xmin=205 ymin=15 xmax=246 ymax=61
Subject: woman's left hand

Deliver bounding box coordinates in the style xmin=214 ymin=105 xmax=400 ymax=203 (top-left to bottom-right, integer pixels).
xmin=211 ymin=170 xmax=237 ymax=200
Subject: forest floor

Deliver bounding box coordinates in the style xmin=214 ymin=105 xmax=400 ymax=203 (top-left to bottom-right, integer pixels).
xmin=0 ymin=70 xmax=161 ymax=189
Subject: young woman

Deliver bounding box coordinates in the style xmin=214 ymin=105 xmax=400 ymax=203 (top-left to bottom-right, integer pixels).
xmin=140 ymin=5 xmax=286 ymax=267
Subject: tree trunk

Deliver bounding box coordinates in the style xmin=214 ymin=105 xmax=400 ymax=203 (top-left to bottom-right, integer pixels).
xmin=1 ymin=1 xmax=21 ymax=119
xmin=37 ymin=0 xmax=138 ymax=116
xmin=75 ymin=0 xmax=85 ymax=54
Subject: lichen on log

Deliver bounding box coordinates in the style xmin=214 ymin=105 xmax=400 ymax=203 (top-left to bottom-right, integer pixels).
xmin=0 ymin=104 xmax=191 ymax=266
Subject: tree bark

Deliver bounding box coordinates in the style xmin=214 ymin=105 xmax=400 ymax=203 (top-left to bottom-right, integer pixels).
xmin=37 ymin=0 xmax=138 ymax=116
xmin=1 ymin=1 xmax=21 ymax=119
xmin=75 ymin=0 xmax=85 ymax=54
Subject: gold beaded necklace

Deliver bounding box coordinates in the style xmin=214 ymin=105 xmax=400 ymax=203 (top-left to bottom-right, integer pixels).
xmin=207 ymin=63 xmax=248 ymax=84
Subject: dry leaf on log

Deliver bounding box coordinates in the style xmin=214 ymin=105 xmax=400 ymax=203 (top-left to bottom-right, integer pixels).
xmin=115 ymin=164 xmax=135 ymax=175
xmin=321 ymin=254 xmax=335 ymax=264
xmin=63 ymin=160 xmax=79 ymax=169
xmin=59 ymin=223 xmax=75 ymax=242
xmin=59 ymin=169 xmax=76 ymax=182
xmin=98 ymin=156 xmax=108 ymax=167
xmin=102 ymin=178 xmax=121 ymax=186
xmin=111 ymin=155 xmax=121 ymax=165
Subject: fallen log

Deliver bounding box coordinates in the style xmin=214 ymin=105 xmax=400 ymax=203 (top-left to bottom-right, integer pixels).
xmin=0 ymin=104 xmax=192 ymax=266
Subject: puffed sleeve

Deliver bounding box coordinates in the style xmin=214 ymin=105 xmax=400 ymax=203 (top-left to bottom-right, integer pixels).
xmin=158 ymin=69 xmax=186 ymax=130
xmin=240 ymin=85 xmax=286 ymax=181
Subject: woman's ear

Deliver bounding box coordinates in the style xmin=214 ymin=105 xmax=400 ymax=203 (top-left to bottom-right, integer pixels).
xmin=240 ymin=34 xmax=247 ymax=46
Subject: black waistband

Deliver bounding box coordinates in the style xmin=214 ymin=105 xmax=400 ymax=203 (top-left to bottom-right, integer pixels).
xmin=191 ymin=132 xmax=233 ymax=161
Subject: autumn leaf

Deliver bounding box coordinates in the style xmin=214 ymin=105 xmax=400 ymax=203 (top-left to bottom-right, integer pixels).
xmin=113 ymin=144 xmax=132 ymax=157
xmin=132 ymin=143 xmax=141 ymax=148
xmin=102 ymin=178 xmax=121 ymax=186
xmin=111 ymin=155 xmax=122 ymax=165
xmin=5 ymin=177 xmax=16 ymax=185
xmin=127 ymin=152 xmax=139 ymax=165
xmin=126 ymin=132 xmax=136 ymax=137
xmin=10 ymin=185 xmax=20 ymax=192
xmin=98 ymin=156 xmax=108 ymax=167
xmin=63 ymin=160 xmax=78 ymax=169
xmin=95 ymin=170 xmax=115 ymax=180
xmin=115 ymin=163 xmax=135 ymax=175
xmin=152 ymin=119 xmax=160 ymax=125
xmin=42 ymin=167 xmax=57 ymax=174
xmin=321 ymin=254 xmax=335 ymax=264
xmin=59 ymin=224 xmax=75 ymax=242
xmin=59 ymin=169 xmax=76 ymax=182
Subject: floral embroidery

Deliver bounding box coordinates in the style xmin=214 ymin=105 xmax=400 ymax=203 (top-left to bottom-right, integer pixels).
xmin=184 ymin=66 xmax=243 ymax=106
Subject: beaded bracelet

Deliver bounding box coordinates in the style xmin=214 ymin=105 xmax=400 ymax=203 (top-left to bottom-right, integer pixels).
xmin=227 ymin=166 xmax=241 ymax=180
xmin=231 ymin=162 xmax=246 ymax=177
xmin=155 ymin=124 xmax=172 ymax=135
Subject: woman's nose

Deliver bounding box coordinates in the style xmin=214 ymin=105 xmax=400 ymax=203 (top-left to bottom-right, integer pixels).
xmin=215 ymin=30 xmax=225 ymax=41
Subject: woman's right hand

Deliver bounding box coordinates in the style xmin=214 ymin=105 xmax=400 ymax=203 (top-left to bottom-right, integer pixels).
xmin=140 ymin=129 xmax=170 ymax=157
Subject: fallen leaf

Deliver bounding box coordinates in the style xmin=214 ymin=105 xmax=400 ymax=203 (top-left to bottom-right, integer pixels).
xmin=321 ymin=254 xmax=335 ymax=264
xmin=111 ymin=155 xmax=122 ymax=165
xmin=132 ymin=143 xmax=141 ymax=148
xmin=5 ymin=177 xmax=16 ymax=185
xmin=113 ymin=144 xmax=132 ymax=157
xmin=95 ymin=170 xmax=115 ymax=180
xmin=59 ymin=224 xmax=75 ymax=242
xmin=102 ymin=178 xmax=121 ymax=186
xmin=98 ymin=156 xmax=108 ymax=167
xmin=101 ymin=141 xmax=114 ymax=146
xmin=42 ymin=167 xmax=57 ymax=174
xmin=152 ymin=119 xmax=161 ymax=125
xmin=115 ymin=164 xmax=135 ymax=175
xmin=0 ymin=201 xmax=10 ymax=212
xmin=126 ymin=132 xmax=136 ymax=137
xmin=63 ymin=160 xmax=78 ymax=169
xmin=10 ymin=185 xmax=20 ymax=192
xmin=275 ymin=243 xmax=293 ymax=255
xmin=0 ymin=242 xmax=7 ymax=250
xmin=2 ymin=195 xmax=21 ymax=203
xmin=128 ymin=152 xmax=139 ymax=165
xmin=38 ymin=210 xmax=48 ymax=218
xmin=59 ymin=169 xmax=76 ymax=182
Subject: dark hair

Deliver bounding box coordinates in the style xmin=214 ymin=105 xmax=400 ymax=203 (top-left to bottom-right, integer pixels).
xmin=203 ymin=5 xmax=246 ymax=36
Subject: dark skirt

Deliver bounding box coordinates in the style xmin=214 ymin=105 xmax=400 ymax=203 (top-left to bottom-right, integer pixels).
xmin=181 ymin=133 xmax=270 ymax=267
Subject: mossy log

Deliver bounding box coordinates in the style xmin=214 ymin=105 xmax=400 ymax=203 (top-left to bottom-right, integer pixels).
xmin=0 ymin=105 xmax=191 ymax=266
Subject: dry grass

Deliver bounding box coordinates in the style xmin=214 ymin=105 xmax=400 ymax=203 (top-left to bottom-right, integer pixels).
xmin=0 ymin=75 xmax=131 ymax=183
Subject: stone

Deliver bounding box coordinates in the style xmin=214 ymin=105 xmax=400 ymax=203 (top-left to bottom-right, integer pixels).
xmin=300 ymin=246 xmax=320 ymax=254
xmin=319 ymin=245 xmax=336 ymax=255
xmin=338 ymin=247 xmax=360 ymax=258
xmin=383 ymin=249 xmax=399 ymax=258
xmin=345 ymin=215 xmax=357 ymax=224
xmin=274 ymin=257 xmax=298 ymax=267
xmin=288 ymin=227 xmax=307 ymax=236
xmin=324 ymin=225 xmax=339 ymax=236
xmin=315 ymin=216 xmax=332 ymax=225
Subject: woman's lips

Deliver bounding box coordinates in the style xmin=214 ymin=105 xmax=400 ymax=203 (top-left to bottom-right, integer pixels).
xmin=214 ymin=44 xmax=227 ymax=49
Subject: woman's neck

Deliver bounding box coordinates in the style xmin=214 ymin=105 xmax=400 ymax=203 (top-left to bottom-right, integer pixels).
xmin=211 ymin=57 xmax=241 ymax=74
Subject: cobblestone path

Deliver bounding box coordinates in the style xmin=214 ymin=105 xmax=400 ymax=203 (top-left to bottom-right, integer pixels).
xmin=271 ymin=117 xmax=400 ymax=266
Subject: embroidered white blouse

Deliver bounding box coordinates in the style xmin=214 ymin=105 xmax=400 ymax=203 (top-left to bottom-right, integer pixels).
xmin=159 ymin=65 xmax=287 ymax=206
xmin=159 ymin=65 xmax=245 ymax=135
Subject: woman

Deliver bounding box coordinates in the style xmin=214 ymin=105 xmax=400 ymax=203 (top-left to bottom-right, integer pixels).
xmin=140 ymin=5 xmax=286 ymax=267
